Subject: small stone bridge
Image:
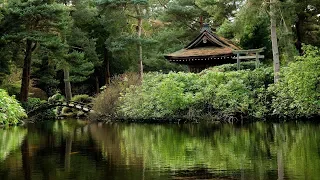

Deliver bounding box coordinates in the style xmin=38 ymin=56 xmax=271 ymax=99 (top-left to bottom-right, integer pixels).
xmin=53 ymin=101 xmax=93 ymax=113
xmin=27 ymin=100 xmax=94 ymax=117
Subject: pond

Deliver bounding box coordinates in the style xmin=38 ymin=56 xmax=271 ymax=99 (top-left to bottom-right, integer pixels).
xmin=0 ymin=120 xmax=320 ymax=180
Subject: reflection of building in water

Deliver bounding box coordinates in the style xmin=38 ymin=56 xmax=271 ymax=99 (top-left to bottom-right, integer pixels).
xmin=1 ymin=122 xmax=320 ymax=180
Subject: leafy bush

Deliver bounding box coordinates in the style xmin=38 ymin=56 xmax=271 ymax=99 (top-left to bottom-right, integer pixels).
xmin=22 ymin=97 xmax=55 ymax=121
xmin=118 ymin=67 xmax=274 ymax=121
xmin=118 ymin=72 xmax=201 ymax=119
xmin=95 ymin=45 xmax=320 ymax=121
xmin=0 ymin=89 xmax=27 ymax=125
xmin=29 ymin=87 xmax=48 ymax=100
xmin=0 ymin=67 xmax=21 ymax=97
xmin=92 ymin=72 xmax=140 ymax=119
xmin=270 ymin=45 xmax=320 ymax=118
xmin=48 ymin=92 xmax=65 ymax=103
xmin=72 ymin=94 xmax=92 ymax=104
xmin=0 ymin=82 xmax=21 ymax=97
xmin=22 ymin=98 xmax=43 ymax=113
xmin=205 ymin=61 xmax=260 ymax=72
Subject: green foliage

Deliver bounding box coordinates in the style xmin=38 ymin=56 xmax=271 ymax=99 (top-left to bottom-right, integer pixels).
xmin=93 ymin=73 xmax=140 ymax=119
xmin=22 ymin=97 xmax=55 ymax=121
xmin=22 ymin=97 xmax=43 ymax=113
xmin=48 ymin=92 xmax=65 ymax=103
xmin=72 ymin=94 xmax=92 ymax=104
xmin=117 ymin=44 xmax=319 ymax=121
xmin=2 ymin=0 xmax=70 ymax=43
xmin=197 ymin=0 xmax=244 ymax=27
xmin=118 ymin=65 xmax=274 ymax=121
xmin=0 ymin=82 xmax=21 ymax=97
xmin=32 ymin=55 xmax=59 ymax=96
xmin=217 ymin=2 xmax=272 ymax=59
xmin=270 ymin=45 xmax=320 ymax=118
xmin=0 ymin=89 xmax=27 ymax=125
xmin=206 ymin=61 xmax=260 ymax=72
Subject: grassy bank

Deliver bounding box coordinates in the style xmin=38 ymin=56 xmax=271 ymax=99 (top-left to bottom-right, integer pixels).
xmin=93 ymin=45 xmax=320 ymax=122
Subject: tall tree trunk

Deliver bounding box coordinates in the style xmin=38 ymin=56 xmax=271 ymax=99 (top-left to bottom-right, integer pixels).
xmin=136 ymin=5 xmax=143 ymax=80
xmin=270 ymin=0 xmax=280 ymax=83
xmin=95 ymin=74 xmax=100 ymax=94
xmin=104 ymin=48 xmax=111 ymax=85
xmin=20 ymin=39 xmax=33 ymax=102
xmin=63 ymin=67 xmax=72 ymax=101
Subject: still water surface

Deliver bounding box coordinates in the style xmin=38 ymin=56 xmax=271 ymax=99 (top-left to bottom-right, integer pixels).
xmin=0 ymin=120 xmax=320 ymax=180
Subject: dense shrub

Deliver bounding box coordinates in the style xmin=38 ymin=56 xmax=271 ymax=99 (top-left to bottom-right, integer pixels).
xmin=72 ymin=94 xmax=92 ymax=104
xmin=22 ymin=97 xmax=55 ymax=121
xmin=270 ymin=45 xmax=320 ymax=119
xmin=0 ymin=68 xmax=21 ymax=97
xmin=0 ymin=82 xmax=20 ymax=97
xmin=205 ymin=61 xmax=260 ymax=72
xmin=118 ymin=72 xmax=201 ymax=119
xmin=92 ymin=72 xmax=140 ymax=119
xmin=94 ymin=45 xmax=319 ymax=121
xmin=118 ymin=67 xmax=274 ymax=121
xmin=0 ymin=89 xmax=27 ymax=125
xmin=29 ymin=87 xmax=48 ymax=100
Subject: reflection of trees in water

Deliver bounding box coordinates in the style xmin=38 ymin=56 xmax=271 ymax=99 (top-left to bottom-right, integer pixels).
xmin=1 ymin=122 xmax=320 ymax=180
xmin=0 ymin=127 xmax=27 ymax=161
xmin=91 ymin=122 xmax=320 ymax=180
xmin=89 ymin=123 xmax=146 ymax=166
xmin=0 ymin=127 xmax=27 ymax=179
xmin=0 ymin=121 xmax=108 ymax=180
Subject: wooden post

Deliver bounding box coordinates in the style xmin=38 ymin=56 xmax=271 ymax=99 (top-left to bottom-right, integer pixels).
xmin=255 ymin=52 xmax=260 ymax=68
xmin=237 ymin=53 xmax=240 ymax=70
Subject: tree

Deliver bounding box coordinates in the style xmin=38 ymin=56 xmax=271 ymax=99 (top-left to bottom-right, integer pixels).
xmin=280 ymin=0 xmax=320 ymax=54
xmin=217 ymin=0 xmax=281 ymax=82
xmin=100 ymin=0 xmax=150 ymax=80
xmin=197 ymin=0 xmax=245 ymax=28
xmin=1 ymin=0 xmax=69 ymax=102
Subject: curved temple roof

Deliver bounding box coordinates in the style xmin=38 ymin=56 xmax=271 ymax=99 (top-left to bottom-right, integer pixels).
xmin=165 ymin=24 xmax=240 ymax=63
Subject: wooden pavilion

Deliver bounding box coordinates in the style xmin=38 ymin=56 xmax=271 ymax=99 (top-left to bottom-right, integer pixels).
xmin=164 ymin=24 xmax=264 ymax=72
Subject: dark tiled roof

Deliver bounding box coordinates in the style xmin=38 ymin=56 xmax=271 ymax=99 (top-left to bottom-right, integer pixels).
xmin=165 ymin=26 xmax=240 ymax=61
xmin=165 ymin=47 xmax=233 ymax=58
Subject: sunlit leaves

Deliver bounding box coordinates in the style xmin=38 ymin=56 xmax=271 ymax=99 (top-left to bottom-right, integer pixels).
xmin=270 ymin=45 xmax=320 ymax=118
xmin=118 ymin=66 xmax=274 ymax=120
xmin=0 ymin=89 xmax=27 ymax=125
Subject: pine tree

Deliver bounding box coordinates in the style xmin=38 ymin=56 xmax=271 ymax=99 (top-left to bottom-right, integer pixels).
xmin=1 ymin=0 xmax=69 ymax=101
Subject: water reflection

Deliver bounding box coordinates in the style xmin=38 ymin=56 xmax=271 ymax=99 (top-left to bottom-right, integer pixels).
xmin=0 ymin=127 xmax=27 ymax=161
xmin=0 ymin=121 xmax=320 ymax=180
